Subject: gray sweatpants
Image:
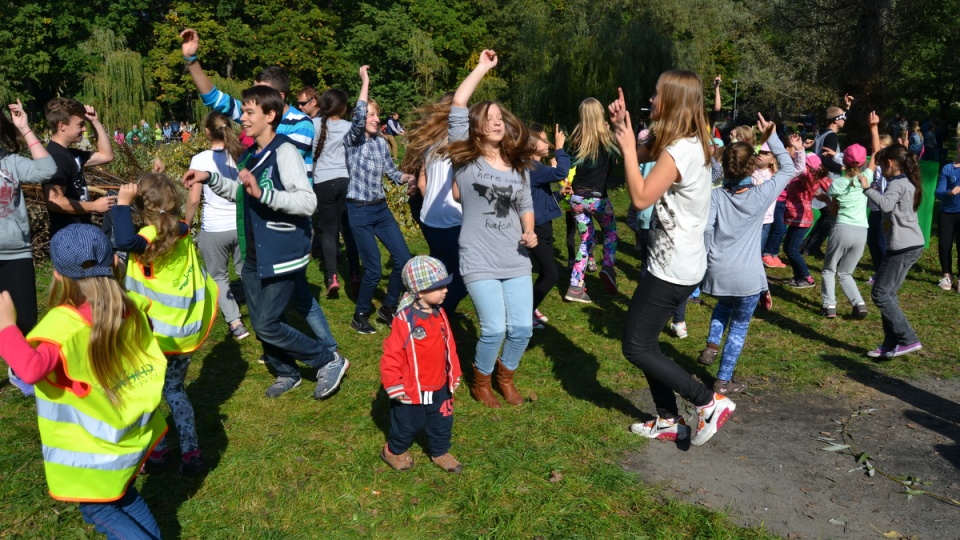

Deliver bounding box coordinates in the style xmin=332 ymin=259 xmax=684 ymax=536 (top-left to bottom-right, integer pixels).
xmin=821 ymin=223 xmax=867 ymax=308
xmin=198 ymin=229 xmax=243 ymax=324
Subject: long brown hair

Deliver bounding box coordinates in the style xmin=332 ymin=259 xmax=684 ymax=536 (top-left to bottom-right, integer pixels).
xmin=444 ymin=101 xmax=537 ymax=174
xmin=313 ymin=88 xmax=348 ymax=162
xmin=650 ymin=70 xmax=712 ymax=166
xmin=0 ymin=109 xmax=21 ymax=155
xmin=204 ymin=111 xmax=244 ymax=161
xmin=48 ymin=275 xmax=152 ymax=405
xmin=134 ymin=173 xmax=182 ymax=266
xmin=877 ymin=143 xmax=923 ymax=211
xmin=400 ymin=92 xmax=454 ymax=174
xmin=569 ymin=98 xmax=619 ymax=167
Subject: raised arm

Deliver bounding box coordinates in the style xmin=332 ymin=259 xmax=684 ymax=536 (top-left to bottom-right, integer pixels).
xmin=85 ymin=105 xmax=114 ymax=166
xmin=181 ymin=29 xmax=214 ymax=95
xmin=610 ymin=89 xmax=678 ymax=209
xmin=713 ymin=75 xmax=722 ymax=112
xmin=8 ymin=100 xmax=50 ymax=162
xmin=453 ymin=50 xmax=498 ymax=108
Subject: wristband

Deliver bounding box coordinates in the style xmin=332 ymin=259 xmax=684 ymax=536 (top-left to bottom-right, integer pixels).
xmin=183 ymin=55 xmax=198 ymax=64
xmin=20 ymin=130 xmax=33 ymax=138
xmin=28 ymin=140 xmax=42 ymax=149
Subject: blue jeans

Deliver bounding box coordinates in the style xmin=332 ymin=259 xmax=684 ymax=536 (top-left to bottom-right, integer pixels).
xmin=871 ymin=247 xmax=922 ymax=348
xmin=707 ymin=294 xmax=761 ymax=381
xmin=347 ymin=201 xmax=412 ymax=315
xmin=465 ymin=276 xmax=533 ymax=374
xmin=784 ymin=225 xmax=811 ymax=279
xmin=763 ymin=201 xmax=787 ymax=257
xmin=243 ymin=265 xmax=335 ymax=378
xmin=421 ymin=223 xmax=467 ymax=314
xmin=79 ymin=486 xmax=160 ymax=540
xmin=291 ymin=279 xmax=338 ymax=354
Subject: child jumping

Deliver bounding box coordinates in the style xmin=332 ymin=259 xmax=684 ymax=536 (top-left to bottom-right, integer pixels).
xmin=114 ymin=174 xmax=218 ymax=475
xmin=380 ymin=256 xmax=463 ymax=473
xmin=0 ymin=224 xmax=167 ymax=538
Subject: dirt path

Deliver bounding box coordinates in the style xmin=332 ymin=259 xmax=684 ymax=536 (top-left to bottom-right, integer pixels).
xmin=622 ymin=376 xmax=960 ymax=539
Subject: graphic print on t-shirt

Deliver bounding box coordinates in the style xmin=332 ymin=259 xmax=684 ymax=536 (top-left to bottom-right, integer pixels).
xmin=472 ymin=183 xmax=515 ymax=218
xmin=0 ymin=169 xmax=18 ymax=219
xmin=649 ymin=195 xmax=676 ymax=271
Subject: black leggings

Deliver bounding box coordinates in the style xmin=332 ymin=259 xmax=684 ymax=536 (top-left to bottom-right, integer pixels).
xmin=530 ymin=221 xmax=560 ymax=310
xmin=622 ymin=272 xmax=714 ymax=418
xmin=939 ymin=211 xmax=960 ymax=275
xmin=314 ymin=178 xmax=360 ymax=279
xmin=0 ymin=258 xmax=37 ymax=334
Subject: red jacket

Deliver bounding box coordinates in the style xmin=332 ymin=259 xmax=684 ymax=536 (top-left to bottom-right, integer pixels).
xmin=784 ymin=172 xmax=832 ymax=227
xmin=380 ymin=306 xmax=461 ymax=405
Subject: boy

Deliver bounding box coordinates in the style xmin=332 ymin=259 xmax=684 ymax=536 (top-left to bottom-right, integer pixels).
xmin=183 ymin=86 xmax=349 ymax=399
xmin=43 ymin=98 xmax=115 ymax=236
xmin=380 ymin=256 xmax=462 ymax=473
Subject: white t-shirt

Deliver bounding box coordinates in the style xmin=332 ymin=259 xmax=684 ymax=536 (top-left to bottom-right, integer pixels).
xmin=647 ymin=137 xmax=711 ymax=286
xmin=419 ymin=149 xmax=462 ymax=228
xmin=189 ymin=149 xmax=238 ymax=233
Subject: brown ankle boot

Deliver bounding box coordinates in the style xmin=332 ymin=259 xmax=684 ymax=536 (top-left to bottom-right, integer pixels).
xmin=495 ymin=359 xmax=523 ymax=406
xmin=470 ymin=366 xmax=501 ymax=408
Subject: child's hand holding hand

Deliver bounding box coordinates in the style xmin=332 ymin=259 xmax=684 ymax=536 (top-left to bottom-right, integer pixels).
xmin=240 ymin=169 xmax=262 ymax=199
xmin=0 ymin=291 xmax=17 ymax=331
xmin=520 ymin=230 xmax=538 ymax=249
xmin=117 ymin=183 xmax=138 ymax=206
xmin=182 ymin=169 xmax=211 ymax=188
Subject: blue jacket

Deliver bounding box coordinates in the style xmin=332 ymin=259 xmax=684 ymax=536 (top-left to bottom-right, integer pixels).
xmin=529 ymin=149 xmax=571 ymax=225
xmin=936 ymin=163 xmax=960 ymax=214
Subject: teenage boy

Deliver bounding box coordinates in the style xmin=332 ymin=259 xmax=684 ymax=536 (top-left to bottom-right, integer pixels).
xmin=802 ymin=94 xmax=854 ymax=257
xmin=183 ymin=86 xmax=349 ymax=399
xmin=43 ymin=98 xmax=115 ymax=236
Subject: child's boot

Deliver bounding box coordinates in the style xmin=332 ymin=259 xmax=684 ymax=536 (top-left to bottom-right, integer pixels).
xmin=495 ymin=359 xmax=523 ymax=406
xmin=430 ymin=453 xmax=463 ymax=473
xmin=470 ymin=366 xmax=501 ymax=408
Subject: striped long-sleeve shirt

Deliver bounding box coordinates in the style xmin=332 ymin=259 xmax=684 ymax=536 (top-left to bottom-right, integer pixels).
xmin=200 ymin=86 xmax=315 ymax=182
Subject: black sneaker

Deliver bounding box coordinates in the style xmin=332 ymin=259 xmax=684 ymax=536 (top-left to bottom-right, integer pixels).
xmin=377 ymin=304 xmax=397 ymax=324
xmin=820 ymin=305 xmax=837 ymax=318
xmin=351 ymin=312 xmax=377 ymax=334
xmin=178 ymin=455 xmax=208 ymax=476
xmin=785 ymin=277 xmax=815 ymax=289
xmin=852 ymin=303 xmax=868 ymax=320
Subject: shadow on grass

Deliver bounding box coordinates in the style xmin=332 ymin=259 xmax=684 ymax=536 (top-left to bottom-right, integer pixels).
xmin=754 ymin=285 xmax=866 ymax=356
xmin=819 ymin=354 xmax=960 ymax=470
xmin=141 ymin=337 xmax=247 ymax=540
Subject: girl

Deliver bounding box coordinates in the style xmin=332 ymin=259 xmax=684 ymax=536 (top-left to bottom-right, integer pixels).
xmin=820 ymin=143 xmax=870 ymax=318
xmin=184 ymin=111 xmax=250 ymax=340
xmin=313 ymin=88 xmax=361 ymax=297
xmin=344 ymin=66 xmax=415 ymax=334
xmin=400 ymin=93 xmax=468 ymax=315
xmin=446 ymin=50 xmax=538 ymax=408
xmin=114 ymin=174 xmax=218 ymax=475
xmin=782 ymin=154 xmax=831 ymax=288
xmin=866 ymin=112 xmax=894 ymax=282
xmin=0 ymin=224 xmax=167 ymax=539
xmin=528 ymin=123 xmax=571 ymax=327
xmin=762 ymin=134 xmax=808 ymax=269
xmin=609 ymin=73 xmax=735 ymax=447
xmin=1 ymin=99 xmax=57 ymax=396
xmin=565 ymin=98 xmax=620 ymax=302
xmin=699 ymin=115 xmax=796 ymax=395
xmin=908 ymin=121 xmax=923 ymax=156
xmin=935 ymin=138 xmax=960 ymax=291
xmin=864 ymin=144 xmax=925 ymax=358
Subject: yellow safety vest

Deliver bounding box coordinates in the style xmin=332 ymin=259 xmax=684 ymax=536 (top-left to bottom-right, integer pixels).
xmin=27 ymin=302 xmax=167 ymax=502
xmin=125 ymin=226 xmax=218 ymax=355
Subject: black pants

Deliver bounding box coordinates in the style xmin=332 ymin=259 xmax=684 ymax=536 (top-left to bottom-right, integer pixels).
xmin=622 ymin=273 xmax=713 ymax=418
xmin=387 ymin=385 xmax=453 ymax=457
xmin=938 ymin=211 xmax=960 ymax=275
xmin=801 ymin=208 xmax=835 ymax=255
xmin=866 ymin=209 xmax=887 ymax=272
xmin=313 ymin=178 xmax=360 ymax=279
xmin=530 ymin=221 xmax=559 ymax=310
xmin=0 ymin=258 xmax=37 ymax=334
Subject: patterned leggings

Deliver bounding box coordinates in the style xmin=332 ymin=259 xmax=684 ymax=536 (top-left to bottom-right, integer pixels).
xmin=707 ymin=294 xmax=761 ymax=382
xmin=154 ymin=354 xmax=199 ymax=456
xmin=569 ymin=196 xmax=618 ymax=286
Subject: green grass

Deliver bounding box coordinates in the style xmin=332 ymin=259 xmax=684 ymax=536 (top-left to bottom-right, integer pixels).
xmin=2 ymin=188 xmax=958 ymax=539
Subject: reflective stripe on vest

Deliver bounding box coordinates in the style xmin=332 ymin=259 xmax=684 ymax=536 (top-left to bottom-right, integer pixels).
xmin=36 ymin=400 xmax=155 ymax=445
xmin=42 ymin=445 xmax=148 ymax=471
xmin=125 ymin=277 xmax=206 ymax=310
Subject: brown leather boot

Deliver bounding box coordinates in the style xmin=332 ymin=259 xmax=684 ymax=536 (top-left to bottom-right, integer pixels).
xmin=495 ymin=359 xmax=523 ymax=406
xmin=470 ymin=366 xmax=501 ymax=408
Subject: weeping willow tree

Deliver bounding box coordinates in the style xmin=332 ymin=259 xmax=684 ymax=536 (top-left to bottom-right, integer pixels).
xmin=78 ymin=29 xmax=159 ymax=131
xmin=410 ymin=30 xmax=448 ymax=99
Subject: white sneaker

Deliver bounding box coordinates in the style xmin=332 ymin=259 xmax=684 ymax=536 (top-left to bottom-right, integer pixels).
xmin=630 ymin=417 xmax=690 ymax=441
xmin=690 ymin=393 xmax=737 ymax=446
xmin=670 ymin=321 xmax=688 ymax=339
xmin=939 ymin=276 xmax=952 ymax=290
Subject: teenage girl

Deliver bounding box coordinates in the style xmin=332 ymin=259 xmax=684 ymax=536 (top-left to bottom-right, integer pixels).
xmin=565 ymin=98 xmax=621 ymax=303
xmin=609 ymin=74 xmax=735 ymax=447
xmin=114 ymin=174 xmax=218 ymax=475
xmin=0 ymin=99 xmax=57 ymax=396
xmin=446 ymin=50 xmax=538 ymax=408
xmin=864 ymin=144 xmax=925 ymax=358
xmin=184 ymin=111 xmax=249 ymax=340
xmin=528 ymin=123 xmax=571 ymax=327
xmin=0 ymin=224 xmax=166 ymax=538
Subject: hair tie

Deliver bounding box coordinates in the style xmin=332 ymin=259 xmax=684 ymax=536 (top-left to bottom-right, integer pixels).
xmin=159 ymin=210 xmax=166 ymax=214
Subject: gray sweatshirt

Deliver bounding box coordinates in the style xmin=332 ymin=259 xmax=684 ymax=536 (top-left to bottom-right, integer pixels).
xmin=702 ymin=133 xmax=796 ymax=297
xmin=0 ymin=154 xmax=57 ymax=259
xmin=864 ymin=176 xmax=924 ymax=252
xmin=448 ymin=107 xmax=533 ymax=283
xmin=312 ymin=119 xmax=351 ymax=183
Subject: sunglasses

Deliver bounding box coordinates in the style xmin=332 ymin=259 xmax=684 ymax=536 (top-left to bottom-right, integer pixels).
xmin=297 ymin=98 xmax=314 ymax=107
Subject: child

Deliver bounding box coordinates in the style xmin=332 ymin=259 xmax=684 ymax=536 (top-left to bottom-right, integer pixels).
xmin=864 ymin=144 xmax=925 ymax=358
xmin=343 ymin=65 xmax=415 ymax=334
xmin=113 ymin=174 xmax=218 ymax=475
xmin=183 ymin=85 xmax=349 ymax=398
xmin=782 ymin=154 xmax=831 ymax=288
xmin=935 ymin=137 xmax=960 ymax=291
xmin=698 ymin=116 xmax=796 ymax=395
xmin=446 ymin=50 xmax=538 ymax=408
xmin=42 ymin=97 xmax=116 ymax=237
xmin=529 ymin=123 xmax=571 ymax=327
xmin=610 ymin=75 xmax=735 ymax=447
xmin=0 ymin=224 xmax=167 ymax=538
xmin=565 ymin=98 xmax=620 ymax=302
xmin=866 ymin=112 xmax=894 ymax=283
xmin=0 ymin=99 xmax=57 ymax=396
xmin=820 ymin=143 xmax=870 ymax=318
xmin=379 ymin=256 xmax=463 ymax=473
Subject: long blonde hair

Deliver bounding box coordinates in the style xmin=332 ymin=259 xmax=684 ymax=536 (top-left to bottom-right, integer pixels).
xmin=134 ymin=173 xmax=182 ymax=266
xmin=650 ymin=70 xmax=712 ymax=166
xmin=400 ymin=93 xmax=454 ymax=174
xmin=48 ymin=275 xmax=152 ymax=405
xmin=569 ymin=98 xmax=619 ymax=167
xmin=445 ymin=101 xmax=537 ymax=173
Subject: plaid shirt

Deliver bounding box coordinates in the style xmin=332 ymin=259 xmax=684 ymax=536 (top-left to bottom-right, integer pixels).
xmin=345 ymin=101 xmax=404 ymax=201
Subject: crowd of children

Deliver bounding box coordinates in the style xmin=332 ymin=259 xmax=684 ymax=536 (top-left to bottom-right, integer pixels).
xmin=0 ymin=37 xmax=948 ymax=535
